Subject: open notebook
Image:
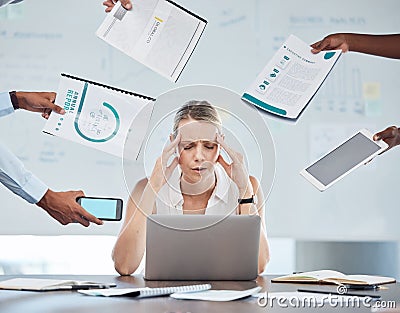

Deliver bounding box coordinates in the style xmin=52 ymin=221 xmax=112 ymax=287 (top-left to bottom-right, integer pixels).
xmin=272 ymin=270 xmax=396 ymax=286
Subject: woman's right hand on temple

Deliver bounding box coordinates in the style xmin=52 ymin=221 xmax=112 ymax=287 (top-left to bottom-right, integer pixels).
xmin=148 ymin=133 xmax=181 ymax=193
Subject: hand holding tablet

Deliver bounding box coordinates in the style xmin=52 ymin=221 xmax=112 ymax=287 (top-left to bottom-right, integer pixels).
xmin=300 ymin=129 xmax=388 ymax=191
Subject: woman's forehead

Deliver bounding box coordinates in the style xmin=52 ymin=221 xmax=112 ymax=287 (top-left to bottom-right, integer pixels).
xmin=178 ymin=119 xmax=218 ymax=142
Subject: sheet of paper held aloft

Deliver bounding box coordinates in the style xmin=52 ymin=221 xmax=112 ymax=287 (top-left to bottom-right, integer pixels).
xmin=43 ymin=74 xmax=155 ymax=159
xmin=242 ymin=34 xmax=341 ymax=119
xmin=96 ymin=0 xmax=207 ymax=82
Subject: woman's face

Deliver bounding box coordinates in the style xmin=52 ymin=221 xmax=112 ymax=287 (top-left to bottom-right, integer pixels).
xmin=175 ymin=118 xmax=220 ymax=183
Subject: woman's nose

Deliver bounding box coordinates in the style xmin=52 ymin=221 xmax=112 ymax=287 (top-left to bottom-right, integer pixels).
xmin=194 ymin=145 xmax=205 ymax=161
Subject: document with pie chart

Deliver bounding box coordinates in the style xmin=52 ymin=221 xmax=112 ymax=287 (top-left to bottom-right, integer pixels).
xmin=242 ymin=35 xmax=342 ymax=120
xmin=43 ymin=74 xmax=155 ymax=158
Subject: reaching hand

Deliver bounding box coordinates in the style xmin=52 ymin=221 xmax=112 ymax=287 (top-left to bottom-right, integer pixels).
xmin=216 ymin=133 xmax=252 ymax=196
xmin=103 ymin=0 xmax=132 ymax=12
xmin=311 ymin=33 xmax=349 ymax=54
xmin=148 ymin=133 xmax=181 ymax=193
xmin=373 ymin=126 xmax=400 ymax=152
xmin=15 ymin=92 xmax=65 ymax=119
xmin=36 ymin=189 xmax=103 ymax=226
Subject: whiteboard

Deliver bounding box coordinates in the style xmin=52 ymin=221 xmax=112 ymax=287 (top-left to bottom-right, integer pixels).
xmin=0 ymin=0 xmax=399 ymax=238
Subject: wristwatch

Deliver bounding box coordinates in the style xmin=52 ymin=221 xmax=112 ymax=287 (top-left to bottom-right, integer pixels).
xmin=238 ymin=195 xmax=256 ymax=204
xmin=9 ymin=91 xmax=19 ymax=110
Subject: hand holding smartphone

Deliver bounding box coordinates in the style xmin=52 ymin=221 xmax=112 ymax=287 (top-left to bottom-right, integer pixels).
xmin=76 ymin=197 xmax=123 ymax=221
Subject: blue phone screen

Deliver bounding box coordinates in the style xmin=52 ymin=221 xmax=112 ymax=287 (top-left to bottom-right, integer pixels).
xmin=80 ymin=198 xmax=117 ymax=219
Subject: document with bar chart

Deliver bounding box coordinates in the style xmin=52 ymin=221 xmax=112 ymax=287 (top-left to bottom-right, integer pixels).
xmin=242 ymin=35 xmax=341 ymax=120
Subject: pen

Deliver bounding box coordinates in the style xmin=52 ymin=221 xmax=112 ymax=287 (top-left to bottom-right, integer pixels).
xmin=297 ymin=288 xmax=381 ymax=299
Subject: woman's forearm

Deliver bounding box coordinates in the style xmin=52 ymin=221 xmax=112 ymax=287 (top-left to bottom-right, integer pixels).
xmin=258 ymin=226 xmax=270 ymax=273
xmin=112 ymin=182 xmax=158 ymax=275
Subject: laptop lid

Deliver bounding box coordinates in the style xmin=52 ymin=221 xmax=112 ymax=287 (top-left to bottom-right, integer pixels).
xmin=145 ymin=215 xmax=260 ymax=281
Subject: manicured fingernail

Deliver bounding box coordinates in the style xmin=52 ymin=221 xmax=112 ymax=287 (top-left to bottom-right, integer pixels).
xmin=60 ymin=109 xmax=66 ymax=114
xmin=126 ymin=3 xmax=132 ymax=9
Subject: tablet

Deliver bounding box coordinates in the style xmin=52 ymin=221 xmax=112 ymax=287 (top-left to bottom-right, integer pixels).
xmin=300 ymin=129 xmax=388 ymax=191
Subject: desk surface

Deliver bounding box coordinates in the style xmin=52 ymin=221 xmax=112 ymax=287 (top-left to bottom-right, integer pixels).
xmin=0 ymin=275 xmax=398 ymax=313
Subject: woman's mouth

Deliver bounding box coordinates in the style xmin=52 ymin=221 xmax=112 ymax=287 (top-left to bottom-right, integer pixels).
xmin=192 ymin=167 xmax=206 ymax=173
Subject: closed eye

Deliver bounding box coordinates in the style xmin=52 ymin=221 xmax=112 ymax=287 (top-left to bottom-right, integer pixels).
xmin=183 ymin=144 xmax=194 ymax=150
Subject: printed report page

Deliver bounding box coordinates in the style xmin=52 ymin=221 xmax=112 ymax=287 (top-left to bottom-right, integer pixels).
xmin=242 ymin=34 xmax=341 ymax=119
xmin=96 ymin=0 xmax=206 ymax=82
xmin=43 ymin=76 xmax=153 ymax=158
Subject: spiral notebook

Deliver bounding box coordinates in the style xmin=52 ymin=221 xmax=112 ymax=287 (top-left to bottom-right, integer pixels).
xmin=78 ymin=283 xmax=211 ymax=298
xmin=96 ymin=0 xmax=207 ymax=82
xmin=43 ymin=73 xmax=155 ymax=159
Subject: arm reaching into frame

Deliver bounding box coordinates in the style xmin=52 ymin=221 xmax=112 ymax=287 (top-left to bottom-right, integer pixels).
xmin=311 ymin=33 xmax=400 ymax=59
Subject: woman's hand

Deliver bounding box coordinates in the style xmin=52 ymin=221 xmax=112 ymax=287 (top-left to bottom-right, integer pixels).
xmin=216 ymin=133 xmax=253 ymax=197
xmin=148 ymin=133 xmax=181 ymax=193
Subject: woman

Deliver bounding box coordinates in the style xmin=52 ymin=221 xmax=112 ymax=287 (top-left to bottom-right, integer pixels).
xmin=113 ymin=100 xmax=270 ymax=275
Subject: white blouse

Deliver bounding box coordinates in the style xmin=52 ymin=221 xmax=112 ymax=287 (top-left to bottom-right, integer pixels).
xmin=155 ymin=164 xmax=239 ymax=215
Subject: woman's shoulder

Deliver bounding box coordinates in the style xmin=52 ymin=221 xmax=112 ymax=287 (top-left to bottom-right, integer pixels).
xmin=249 ymin=175 xmax=260 ymax=188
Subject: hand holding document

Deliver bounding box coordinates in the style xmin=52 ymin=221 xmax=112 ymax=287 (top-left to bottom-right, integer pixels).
xmin=242 ymin=35 xmax=341 ymax=119
xmin=96 ymin=0 xmax=207 ymax=82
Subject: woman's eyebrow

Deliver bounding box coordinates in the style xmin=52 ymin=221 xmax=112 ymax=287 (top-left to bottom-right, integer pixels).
xmin=180 ymin=140 xmax=216 ymax=144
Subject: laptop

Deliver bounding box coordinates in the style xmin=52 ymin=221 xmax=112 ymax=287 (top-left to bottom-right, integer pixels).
xmin=144 ymin=215 xmax=260 ymax=280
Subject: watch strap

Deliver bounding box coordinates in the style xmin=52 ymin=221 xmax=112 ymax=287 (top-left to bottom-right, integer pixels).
xmin=9 ymin=91 xmax=19 ymax=110
xmin=238 ymin=196 xmax=254 ymax=204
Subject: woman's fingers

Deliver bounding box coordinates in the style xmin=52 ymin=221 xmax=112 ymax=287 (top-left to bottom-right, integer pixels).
xmin=216 ymin=133 xmax=235 ymax=161
xmin=165 ymin=157 xmax=179 ymax=176
xmin=165 ymin=133 xmax=181 ymax=154
xmin=161 ymin=133 xmax=181 ymax=167
xmin=217 ymin=154 xmax=231 ymax=175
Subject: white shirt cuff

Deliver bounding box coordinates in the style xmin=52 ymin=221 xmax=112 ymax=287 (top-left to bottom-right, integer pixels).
xmin=0 ymin=92 xmax=14 ymax=117
xmin=23 ymin=174 xmax=48 ymax=204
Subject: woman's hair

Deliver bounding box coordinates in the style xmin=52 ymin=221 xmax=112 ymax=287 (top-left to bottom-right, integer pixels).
xmin=172 ymin=100 xmax=222 ymax=137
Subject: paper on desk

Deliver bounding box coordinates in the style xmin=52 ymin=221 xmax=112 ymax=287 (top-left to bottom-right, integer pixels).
xmin=170 ymin=286 xmax=261 ymax=301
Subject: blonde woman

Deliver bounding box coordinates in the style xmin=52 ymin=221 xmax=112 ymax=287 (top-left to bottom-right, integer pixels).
xmin=113 ymin=101 xmax=270 ymax=275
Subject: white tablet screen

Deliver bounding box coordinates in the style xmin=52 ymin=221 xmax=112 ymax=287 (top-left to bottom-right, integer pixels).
xmin=305 ymin=132 xmax=381 ymax=186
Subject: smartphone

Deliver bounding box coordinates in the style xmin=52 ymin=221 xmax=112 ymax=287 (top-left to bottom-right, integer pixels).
xmin=300 ymin=129 xmax=388 ymax=191
xmin=76 ymin=197 xmax=123 ymax=221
